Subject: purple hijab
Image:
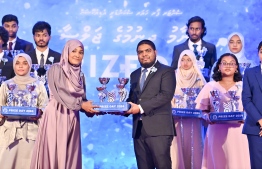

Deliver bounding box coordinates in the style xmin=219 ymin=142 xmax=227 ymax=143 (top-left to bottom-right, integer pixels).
xmin=48 ymin=39 xmax=85 ymax=111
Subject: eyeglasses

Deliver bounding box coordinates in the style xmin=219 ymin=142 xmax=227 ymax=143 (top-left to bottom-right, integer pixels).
xmin=220 ymin=62 xmax=237 ymax=67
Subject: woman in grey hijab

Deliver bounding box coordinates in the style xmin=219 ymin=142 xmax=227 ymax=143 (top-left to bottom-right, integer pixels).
xmin=31 ymin=39 xmax=98 ymax=169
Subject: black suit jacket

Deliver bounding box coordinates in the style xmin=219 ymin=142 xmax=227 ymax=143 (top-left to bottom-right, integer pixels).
xmin=26 ymin=48 xmax=61 ymax=76
xmin=126 ymin=61 xmax=176 ymax=138
xmin=3 ymin=37 xmax=34 ymax=53
xmin=0 ymin=54 xmax=15 ymax=82
xmin=170 ymin=39 xmax=217 ymax=80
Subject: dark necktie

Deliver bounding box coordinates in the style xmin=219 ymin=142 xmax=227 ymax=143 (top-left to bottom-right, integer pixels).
xmin=140 ymin=68 xmax=148 ymax=91
xmin=193 ymin=44 xmax=198 ymax=57
xmin=8 ymin=42 xmax=13 ymax=50
xmin=40 ymin=53 xmax=44 ymax=68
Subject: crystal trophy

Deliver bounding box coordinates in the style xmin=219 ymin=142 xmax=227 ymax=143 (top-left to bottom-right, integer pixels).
xmin=210 ymin=90 xmax=220 ymax=112
xmin=197 ymin=47 xmax=209 ymax=77
xmin=0 ymin=69 xmax=7 ymax=86
xmin=173 ymin=95 xmax=184 ymax=108
xmin=239 ymin=63 xmax=251 ymax=75
xmin=181 ymin=87 xmax=201 ymax=109
xmin=209 ymin=90 xmax=245 ymax=123
xmin=7 ymin=83 xmax=17 ymax=106
xmin=1 ymin=83 xmax=38 ymax=119
xmin=26 ymin=83 xmax=36 ymax=107
xmin=93 ymin=77 xmax=130 ymax=113
xmin=117 ymin=78 xmax=129 ymax=102
xmin=172 ymin=88 xmax=202 ymax=118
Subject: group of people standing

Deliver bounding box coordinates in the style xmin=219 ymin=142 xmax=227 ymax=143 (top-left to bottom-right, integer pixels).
xmin=0 ymin=14 xmax=98 ymax=169
xmin=170 ymin=16 xmax=262 ymax=169
xmin=0 ymin=13 xmax=261 ymax=169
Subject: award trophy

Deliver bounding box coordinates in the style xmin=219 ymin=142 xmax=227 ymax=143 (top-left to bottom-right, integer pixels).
xmin=173 ymin=95 xmax=184 ymax=108
xmin=227 ymin=90 xmax=237 ymax=111
xmin=26 ymin=83 xmax=36 ymax=107
xmin=197 ymin=47 xmax=209 ymax=77
xmin=209 ymin=90 xmax=245 ymax=123
xmin=1 ymin=83 xmax=38 ymax=119
xmin=7 ymin=83 xmax=17 ymax=106
xmin=32 ymin=64 xmax=40 ymax=78
xmin=117 ymin=78 xmax=129 ymax=102
xmin=239 ymin=63 xmax=251 ymax=75
xmin=233 ymin=96 xmax=240 ymax=112
xmin=16 ymin=90 xmax=27 ymax=106
xmin=181 ymin=87 xmax=200 ymax=109
xmin=3 ymin=50 xmax=23 ymax=58
xmin=30 ymin=72 xmax=35 ymax=77
xmin=31 ymin=63 xmax=52 ymax=94
xmin=0 ymin=69 xmax=7 ymax=86
xmin=172 ymin=88 xmax=202 ymax=118
xmin=210 ymin=90 xmax=220 ymax=112
xmin=96 ymin=87 xmax=107 ymax=102
xmin=93 ymin=77 xmax=130 ymax=113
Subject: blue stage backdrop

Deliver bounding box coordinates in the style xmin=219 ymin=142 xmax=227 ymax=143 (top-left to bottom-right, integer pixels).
xmin=1 ymin=0 xmax=262 ymax=168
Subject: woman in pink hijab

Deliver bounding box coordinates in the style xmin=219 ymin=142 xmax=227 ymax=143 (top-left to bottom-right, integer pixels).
xmin=31 ymin=39 xmax=98 ymax=169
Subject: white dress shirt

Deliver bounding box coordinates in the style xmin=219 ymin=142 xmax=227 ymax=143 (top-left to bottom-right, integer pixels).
xmin=139 ymin=60 xmax=158 ymax=114
xmin=35 ymin=48 xmax=49 ymax=64
xmin=188 ymin=39 xmax=202 ymax=52
xmin=7 ymin=37 xmax=17 ymax=50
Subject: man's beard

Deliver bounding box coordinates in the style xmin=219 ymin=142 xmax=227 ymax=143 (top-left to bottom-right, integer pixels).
xmin=190 ymin=35 xmax=201 ymax=43
xmin=35 ymin=40 xmax=49 ymax=48
xmin=140 ymin=58 xmax=156 ymax=68
xmin=9 ymin=32 xmax=17 ymax=38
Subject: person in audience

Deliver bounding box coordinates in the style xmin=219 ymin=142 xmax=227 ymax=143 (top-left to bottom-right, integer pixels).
xmin=242 ymin=41 xmax=262 ymax=169
xmin=196 ymin=53 xmax=250 ymax=169
xmin=171 ymin=16 xmax=217 ymax=82
xmin=2 ymin=14 xmax=34 ymax=53
xmin=30 ymin=39 xmax=99 ymax=169
xmin=27 ymin=21 xmax=60 ymax=77
xmin=0 ymin=53 xmax=48 ymax=169
xmin=226 ymin=32 xmax=255 ymax=67
xmin=210 ymin=32 xmax=256 ymax=78
xmin=171 ymin=49 xmax=206 ymax=169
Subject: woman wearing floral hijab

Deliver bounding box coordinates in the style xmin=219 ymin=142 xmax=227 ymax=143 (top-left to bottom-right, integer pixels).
xmin=0 ymin=53 xmax=48 ymax=169
xmin=31 ymin=39 xmax=98 ymax=169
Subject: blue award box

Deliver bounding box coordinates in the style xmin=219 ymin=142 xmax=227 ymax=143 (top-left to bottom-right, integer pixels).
xmin=93 ymin=102 xmax=131 ymax=112
xmin=172 ymin=108 xmax=202 ymax=118
xmin=209 ymin=111 xmax=245 ymax=123
xmin=1 ymin=106 xmax=38 ymax=119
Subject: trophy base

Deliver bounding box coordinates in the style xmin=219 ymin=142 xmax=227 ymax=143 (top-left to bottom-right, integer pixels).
xmin=209 ymin=111 xmax=245 ymax=123
xmin=93 ymin=102 xmax=131 ymax=112
xmin=172 ymin=108 xmax=202 ymax=118
xmin=1 ymin=106 xmax=38 ymax=120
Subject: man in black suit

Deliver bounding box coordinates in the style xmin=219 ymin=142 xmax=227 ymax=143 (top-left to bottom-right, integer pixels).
xmin=171 ymin=16 xmax=217 ymax=81
xmin=126 ymin=39 xmax=176 ymax=169
xmin=27 ymin=21 xmax=60 ymax=76
xmin=0 ymin=26 xmax=15 ymax=84
xmin=2 ymin=14 xmax=34 ymax=53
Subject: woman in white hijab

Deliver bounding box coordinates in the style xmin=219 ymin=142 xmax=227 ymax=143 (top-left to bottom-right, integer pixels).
xmin=211 ymin=32 xmax=256 ymax=79
xmin=227 ymin=32 xmax=255 ymax=66
xmin=0 ymin=53 xmax=48 ymax=169
xmin=171 ymin=49 xmax=206 ymax=169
